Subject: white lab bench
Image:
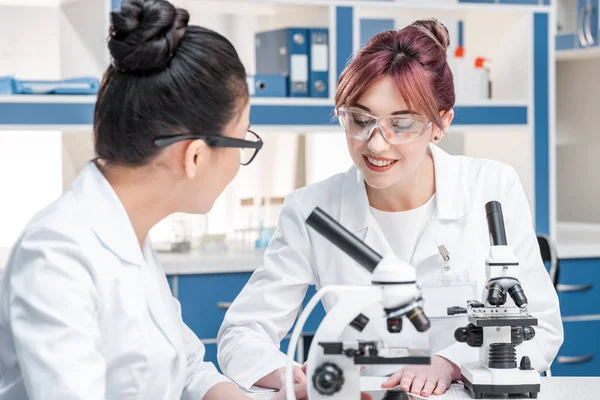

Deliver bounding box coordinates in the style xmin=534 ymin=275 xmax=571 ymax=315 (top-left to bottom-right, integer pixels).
xmin=245 ymin=377 xmax=600 ymax=400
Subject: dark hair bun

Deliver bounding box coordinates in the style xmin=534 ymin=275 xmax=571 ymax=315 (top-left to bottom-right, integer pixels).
xmin=109 ymin=0 xmax=189 ymax=73
xmin=411 ymin=18 xmax=450 ymax=52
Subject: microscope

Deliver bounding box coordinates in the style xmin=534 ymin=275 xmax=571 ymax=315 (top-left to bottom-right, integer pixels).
xmin=446 ymin=201 xmax=540 ymax=399
xmin=285 ymin=207 xmax=431 ymax=400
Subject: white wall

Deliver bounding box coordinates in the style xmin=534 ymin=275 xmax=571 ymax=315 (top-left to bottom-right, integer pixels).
xmin=0 ymin=131 xmax=63 ymax=248
xmin=0 ymin=6 xmax=61 ymax=79
xmin=59 ymin=0 xmax=109 ymax=79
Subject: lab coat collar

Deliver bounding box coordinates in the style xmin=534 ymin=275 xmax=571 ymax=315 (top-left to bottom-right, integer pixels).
xmin=72 ymin=162 xmax=147 ymax=267
xmin=339 ymin=144 xmax=469 ymax=233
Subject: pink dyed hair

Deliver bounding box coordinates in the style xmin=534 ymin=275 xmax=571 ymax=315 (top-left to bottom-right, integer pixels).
xmin=335 ymin=19 xmax=455 ymax=129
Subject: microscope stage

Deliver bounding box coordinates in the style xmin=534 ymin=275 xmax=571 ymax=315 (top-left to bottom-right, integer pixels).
xmin=468 ymin=315 xmax=538 ymax=327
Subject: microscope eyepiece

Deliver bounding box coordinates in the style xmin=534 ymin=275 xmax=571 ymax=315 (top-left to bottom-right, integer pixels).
xmin=485 ymin=201 xmax=508 ymax=246
xmin=486 ymin=282 xmax=506 ymax=306
xmin=508 ymin=283 xmax=528 ymax=308
xmin=407 ymin=306 xmax=431 ymax=332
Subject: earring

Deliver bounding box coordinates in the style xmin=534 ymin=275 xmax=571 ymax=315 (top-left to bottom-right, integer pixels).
xmin=434 ymin=136 xmax=439 ymax=141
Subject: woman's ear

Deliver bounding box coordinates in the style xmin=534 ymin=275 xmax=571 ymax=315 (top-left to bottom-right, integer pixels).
xmin=433 ymin=109 xmax=454 ymax=141
xmin=184 ymin=139 xmax=210 ymax=179
xmin=442 ymin=109 xmax=455 ymax=128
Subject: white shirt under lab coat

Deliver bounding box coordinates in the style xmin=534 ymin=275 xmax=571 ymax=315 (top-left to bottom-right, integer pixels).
xmin=217 ymin=145 xmax=564 ymax=390
xmin=0 ymin=162 xmax=229 ymax=400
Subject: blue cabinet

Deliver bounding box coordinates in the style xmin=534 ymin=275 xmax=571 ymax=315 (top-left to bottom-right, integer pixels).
xmin=177 ymin=273 xmax=252 ymax=340
xmin=203 ymin=343 xmax=219 ymax=371
xmin=551 ymin=258 xmax=600 ymax=376
xmin=557 ymin=259 xmax=600 ymax=316
xmin=552 ymin=320 xmax=600 ymax=376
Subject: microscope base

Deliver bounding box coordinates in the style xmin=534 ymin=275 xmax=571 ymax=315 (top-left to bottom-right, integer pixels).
xmin=460 ymin=362 xmax=541 ymax=399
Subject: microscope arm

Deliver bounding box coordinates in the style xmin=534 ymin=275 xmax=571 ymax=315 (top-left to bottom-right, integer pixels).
xmin=285 ymin=285 xmax=336 ymax=400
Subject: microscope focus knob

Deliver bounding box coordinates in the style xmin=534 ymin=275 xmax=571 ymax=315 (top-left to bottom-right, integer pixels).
xmin=313 ymin=362 xmax=344 ymax=396
xmin=520 ymin=356 xmax=533 ymax=370
xmin=454 ymin=324 xmax=483 ymax=347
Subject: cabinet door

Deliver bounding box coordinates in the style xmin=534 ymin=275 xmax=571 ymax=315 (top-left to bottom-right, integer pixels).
xmin=557 ymin=259 xmax=600 ymax=316
xmin=551 ymin=320 xmax=600 ymax=376
xmin=178 ymin=273 xmax=252 ymax=340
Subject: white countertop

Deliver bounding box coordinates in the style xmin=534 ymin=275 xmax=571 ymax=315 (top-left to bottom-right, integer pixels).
xmin=246 ymin=377 xmax=600 ymax=400
xmin=557 ymin=222 xmax=600 ymax=259
xmin=157 ymin=248 xmax=265 ymax=275
xmin=0 ymin=246 xmax=264 ymax=277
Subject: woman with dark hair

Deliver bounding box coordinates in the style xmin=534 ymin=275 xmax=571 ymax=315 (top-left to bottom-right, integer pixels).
xmin=219 ymin=19 xmax=563 ymax=397
xmin=0 ymin=1 xmax=302 ymax=399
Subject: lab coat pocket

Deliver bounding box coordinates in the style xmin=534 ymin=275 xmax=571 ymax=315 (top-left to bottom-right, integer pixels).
xmin=417 ymin=253 xmax=477 ymax=319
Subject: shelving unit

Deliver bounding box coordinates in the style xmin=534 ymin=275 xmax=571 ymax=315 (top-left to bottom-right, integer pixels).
xmin=0 ymin=0 xmax=553 ymax=252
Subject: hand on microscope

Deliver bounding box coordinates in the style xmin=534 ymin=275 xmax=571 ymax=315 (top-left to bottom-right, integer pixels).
xmin=381 ymin=355 xmax=460 ymax=397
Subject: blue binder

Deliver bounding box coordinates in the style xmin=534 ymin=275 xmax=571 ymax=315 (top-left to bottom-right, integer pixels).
xmin=0 ymin=77 xmax=17 ymax=94
xmin=248 ymin=74 xmax=288 ymax=97
xmin=255 ymin=27 xmax=309 ymax=97
xmin=15 ymin=77 xmax=100 ymax=95
xmin=309 ymin=28 xmax=329 ymax=98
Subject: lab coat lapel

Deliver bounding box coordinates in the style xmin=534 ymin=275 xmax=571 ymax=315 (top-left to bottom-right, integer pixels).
xmin=72 ymin=162 xmax=181 ymax=352
xmin=141 ymin=244 xmax=183 ymax=354
xmin=339 ymin=165 xmax=395 ymax=263
xmin=411 ymin=145 xmax=470 ymax=269
xmin=72 ymin=162 xmax=146 ymax=267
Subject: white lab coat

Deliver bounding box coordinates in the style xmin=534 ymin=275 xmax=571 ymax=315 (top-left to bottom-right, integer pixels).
xmin=0 ymin=162 xmax=230 ymax=400
xmin=218 ymin=144 xmax=564 ymax=390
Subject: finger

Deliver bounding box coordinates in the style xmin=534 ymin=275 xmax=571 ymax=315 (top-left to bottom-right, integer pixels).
xmin=433 ymin=379 xmax=450 ymax=395
xmin=294 ymin=366 xmax=307 ymax=384
xmin=293 ymin=383 xmax=308 ymax=399
xmin=361 ymin=392 xmax=374 ymax=400
xmin=381 ymin=370 xmax=404 ymax=388
xmin=301 ymin=362 xmax=308 ymax=374
xmin=410 ymin=374 xmax=427 ymax=395
xmin=399 ymin=373 xmax=415 ymax=392
xmin=420 ymin=378 xmax=437 ymax=397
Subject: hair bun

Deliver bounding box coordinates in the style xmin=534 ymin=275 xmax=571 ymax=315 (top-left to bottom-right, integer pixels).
xmin=109 ymin=0 xmax=189 ymax=73
xmin=411 ymin=18 xmax=450 ymax=52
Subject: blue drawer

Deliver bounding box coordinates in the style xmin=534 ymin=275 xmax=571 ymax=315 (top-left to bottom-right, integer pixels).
xmin=203 ymin=343 xmax=219 ymax=371
xmin=302 ymin=286 xmax=327 ymax=334
xmin=167 ymin=275 xmax=174 ymax=294
xmin=557 ymin=259 xmax=600 ymax=316
xmin=551 ymin=320 xmax=600 ymax=376
xmin=178 ymin=273 xmax=252 ymax=339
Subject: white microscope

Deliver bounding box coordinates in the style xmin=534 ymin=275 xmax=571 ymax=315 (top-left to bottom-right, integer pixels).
xmin=285 ymin=207 xmax=431 ymax=400
xmin=446 ymin=201 xmax=540 ymax=399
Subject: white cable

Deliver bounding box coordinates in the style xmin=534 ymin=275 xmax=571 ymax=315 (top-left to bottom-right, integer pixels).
xmin=285 ymin=286 xmax=337 ymax=400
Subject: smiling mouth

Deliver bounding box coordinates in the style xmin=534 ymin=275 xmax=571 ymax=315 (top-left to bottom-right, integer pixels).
xmin=363 ymin=155 xmax=398 ymax=171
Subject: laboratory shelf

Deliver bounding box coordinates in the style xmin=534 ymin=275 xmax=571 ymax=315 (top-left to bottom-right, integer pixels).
xmin=231 ymin=0 xmax=551 ymax=12
xmin=0 ymin=95 xmax=528 ymax=129
xmin=556 ymin=47 xmax=600 ymax=62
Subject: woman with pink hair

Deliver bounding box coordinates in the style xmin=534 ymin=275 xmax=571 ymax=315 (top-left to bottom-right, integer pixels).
xmin=218 ymin=19 xmax=563 ymax=397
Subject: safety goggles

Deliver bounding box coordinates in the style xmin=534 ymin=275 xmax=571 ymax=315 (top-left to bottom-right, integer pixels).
xmin=154 ymin=130 xmax=263 ymax=166
xmin=335 ymin=107 xmax=432 ymax=145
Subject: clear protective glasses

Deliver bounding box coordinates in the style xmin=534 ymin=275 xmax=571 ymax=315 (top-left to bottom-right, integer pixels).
xmin=336 ymin=107 xmax=433 ymax=145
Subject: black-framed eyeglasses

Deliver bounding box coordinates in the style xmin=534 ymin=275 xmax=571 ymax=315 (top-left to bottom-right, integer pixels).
xmin=154 ymin=130 xmax=263 ymax=166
